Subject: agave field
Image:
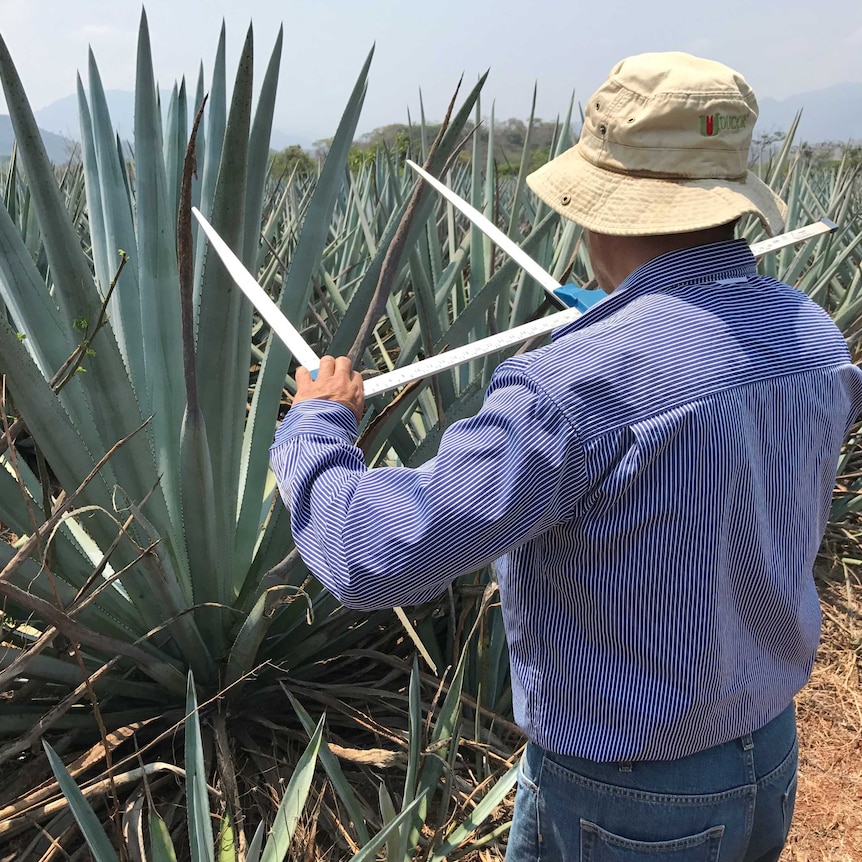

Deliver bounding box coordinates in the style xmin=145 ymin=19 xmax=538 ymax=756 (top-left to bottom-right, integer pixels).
xmin=0 ymin=10 xmax=860 ymax=862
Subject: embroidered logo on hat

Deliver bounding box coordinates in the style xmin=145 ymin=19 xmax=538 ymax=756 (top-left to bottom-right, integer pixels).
xmin=699 ymin=113 xmax=749 ymax=137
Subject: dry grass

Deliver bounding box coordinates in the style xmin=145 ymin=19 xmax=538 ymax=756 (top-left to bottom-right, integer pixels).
xmin=784 ymin=559 xmax=862 ymax=861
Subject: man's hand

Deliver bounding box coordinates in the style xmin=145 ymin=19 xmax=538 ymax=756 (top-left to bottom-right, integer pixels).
xmin=293 ymin=355 xmax=365 ymax=423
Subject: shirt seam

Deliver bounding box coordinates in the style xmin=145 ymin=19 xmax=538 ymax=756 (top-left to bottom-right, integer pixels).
xmin=576 ymin=360 xmax=851 ymax=446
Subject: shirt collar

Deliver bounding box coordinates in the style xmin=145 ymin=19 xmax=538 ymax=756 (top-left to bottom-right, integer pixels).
xmin=553 ymin=239 xmax=759 ymax=339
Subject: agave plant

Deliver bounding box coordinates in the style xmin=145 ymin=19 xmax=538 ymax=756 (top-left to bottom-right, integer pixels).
xmin=0 ymin=7 xmax=571 ymax=858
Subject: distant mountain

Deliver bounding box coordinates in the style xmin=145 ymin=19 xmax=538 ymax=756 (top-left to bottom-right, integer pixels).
xmin=757 ymin=82 xmax=862 ymax=143
xmin=32 ymin=89 xmax=317 ymax=152
xmin=0 ymin=115 xmax=75 ymax=163
xmin=35 ymin=89 xmax=138 ymax=141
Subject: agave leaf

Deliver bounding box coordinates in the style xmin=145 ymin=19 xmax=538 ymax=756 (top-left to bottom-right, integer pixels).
xmin=235 ymin=501 xmax=308 ymax=613
xmin=0 ymin=539 xmax=145 ymax=638
xmin=766 ymin=111 xmax=802 ymax=191
xmin=429 ymin=761 xmax=518 ymax=861
xmin=84 ymin=48 xmax=144 ymax=389
xmin=133 ymin=10 xmax=191 ymax=581
xmin=506 ymin=86 xmax=538 ymax=240
xmin=242 ymin=27 xmax=283 ymax=267
xmin=117 ymin=492 xmax=215 ymax=682
xmin=234 ymin=507 xmax=303 ymax=615
xmin=408 ymin=640 xmax=469 ymax=848
xmin=3 ymin=142 xmax=17 ymax=216
xmin=77 ymin=75 xmax=111 ymax=306
xmin=378 ymin=780 xmax=399 ymax=861
xmin=194 ymin=25 xmax=255 ymax=595
xmin=397 ymin=658 xmax=423 ymax=860
xmin=0 ymin=311 xmax=116 ymax=516
xmin=482 ymin=600 xmax=510 ymax=713
xmin=224 ymin=585 xmax=304 ymax=689
xmin=42 ymin=740 xmax=122 ymax=862
xmin=803 ymin=237 xmax=861 ymax=309
xmin=149 ymin=810 xmax=180 ymax=862
xmin=834 ymin=265 xmax=862 ymax=334
xmin=192 ymin=21 xmax=226 ymax=309
xmin=0 ymin=190 xmax=74 ymax=376
xmin=179 ymin=407 xmax=225 ymax=647
xmin=407 ymin=210 xmax=455 ymax=407
xmin=246 ymin=822 xmax=265 ymax=862
xmin=163 ymin=78 xmax=188 ymax=226
xmin=234 ymin=47 xmax=373 ymax=581
xmin=185 ymin=672 xmax=215 ymax=862
xmin=285 ymin=692 xmax=371 ymax=846
xmin=259 ymin=715 xmax=324 ymax=862
xmin=468 ymin=92 xmax=485 ymax=330
xmin=192 ymin=64 xmax=206 ymax=206
xmin=0 ymin=645 xmax=165 ymax=698
xmin=346 ymin=792 xmax=428 ymax=862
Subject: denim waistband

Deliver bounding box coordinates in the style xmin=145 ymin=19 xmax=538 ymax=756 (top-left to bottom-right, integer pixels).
xmin=529 ymin=702 xmax=797 ymax=795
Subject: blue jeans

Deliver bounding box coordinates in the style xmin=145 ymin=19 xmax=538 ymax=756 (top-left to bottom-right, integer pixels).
xmin=505 ymin=703 xmax=798 ymax=862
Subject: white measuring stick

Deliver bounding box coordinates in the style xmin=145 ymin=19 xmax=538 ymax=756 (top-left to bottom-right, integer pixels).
xmin=194 ymin=206 xmax=582 ymax=397
xmin=406 ymin=160 xmax=563 ymax=302
xmin=749 ymin=218 xmax=837 ymax=257
xmin=193 ymin=207 xmax=322 ymax=373
xmin=363 ymin=306 xmax=582 ymax=397
xmin=408 ymin=160 xmax=839 ymax=299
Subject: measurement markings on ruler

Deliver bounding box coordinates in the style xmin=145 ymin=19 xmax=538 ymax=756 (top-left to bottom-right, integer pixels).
xmin=363 ymin=306 xmax=582 ymax=398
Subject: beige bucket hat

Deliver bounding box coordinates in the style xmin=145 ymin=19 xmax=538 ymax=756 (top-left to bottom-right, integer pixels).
xmin=527 ymin=52 xmax=787 ymax=237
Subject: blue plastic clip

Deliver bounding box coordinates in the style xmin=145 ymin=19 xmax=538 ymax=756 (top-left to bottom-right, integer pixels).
xmin=553 ymin=284 xmax=607 ymax=312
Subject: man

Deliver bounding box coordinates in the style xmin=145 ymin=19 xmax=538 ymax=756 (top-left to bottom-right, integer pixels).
xmin=270 ymin=53 xmax=862 ymax=861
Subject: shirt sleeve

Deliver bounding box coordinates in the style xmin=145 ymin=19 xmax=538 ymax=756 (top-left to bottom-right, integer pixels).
xmin=269 ymin=362 xmax=588 ymax=610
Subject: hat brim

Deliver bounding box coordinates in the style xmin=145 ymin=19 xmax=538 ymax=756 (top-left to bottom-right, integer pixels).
xmin=526 ymin=146 xmax=787 ymax=237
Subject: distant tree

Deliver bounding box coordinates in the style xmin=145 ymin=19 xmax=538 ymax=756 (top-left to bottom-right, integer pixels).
xmin=348 ymin=146 xmax=375 ymax=172
xmin=312 ymin=138 xmax=333 ymax=165
xmin=269 ymin=144 xmax=315 ymax=179
xmin=750 ymin=131 xmax=785 ymax=166
xmin=529 ymin=148 xmax=550 ymax=172
xmin=335 ymin=117 xmax=576 ymax=176
xmin=497 ymin=118 xmax=527 ymax=149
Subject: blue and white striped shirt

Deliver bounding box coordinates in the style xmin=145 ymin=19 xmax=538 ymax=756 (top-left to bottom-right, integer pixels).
xmin=271 ymin=240 xmax=862 ymax=761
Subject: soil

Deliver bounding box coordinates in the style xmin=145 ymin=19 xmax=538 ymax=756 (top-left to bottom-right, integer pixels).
xmin=784 ymin=561 xmax=862 ymax=861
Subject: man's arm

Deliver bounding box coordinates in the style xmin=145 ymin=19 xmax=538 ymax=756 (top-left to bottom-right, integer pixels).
xmin=270 ymin=357 xmax=588 ymax=610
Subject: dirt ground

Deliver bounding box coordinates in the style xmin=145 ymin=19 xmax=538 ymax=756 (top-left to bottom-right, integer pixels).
xmin=783 ymin=561 xmax=862 ymax=861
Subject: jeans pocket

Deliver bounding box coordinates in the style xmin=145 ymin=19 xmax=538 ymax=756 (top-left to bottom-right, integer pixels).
xmin=580 ymin=820 xmax=724 ymax=861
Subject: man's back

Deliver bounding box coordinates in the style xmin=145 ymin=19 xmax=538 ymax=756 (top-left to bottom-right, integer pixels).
xmin=494 ymin=239 xmax=862 ymax=760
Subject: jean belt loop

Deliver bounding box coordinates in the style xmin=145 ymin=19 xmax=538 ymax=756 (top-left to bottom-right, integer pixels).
xmin=618 ymin=759 xmax=633 ymax=772
xmin=741 ymin=733 xmax=754 ymax=751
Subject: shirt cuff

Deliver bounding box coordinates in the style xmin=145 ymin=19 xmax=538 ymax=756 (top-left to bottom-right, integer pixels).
xmin=271 ymin=400 xmax=359 ymax=449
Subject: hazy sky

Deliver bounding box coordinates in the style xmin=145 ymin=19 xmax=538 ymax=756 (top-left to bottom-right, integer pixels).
xmin=1 ymin=0 xmax=861 ymax=142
